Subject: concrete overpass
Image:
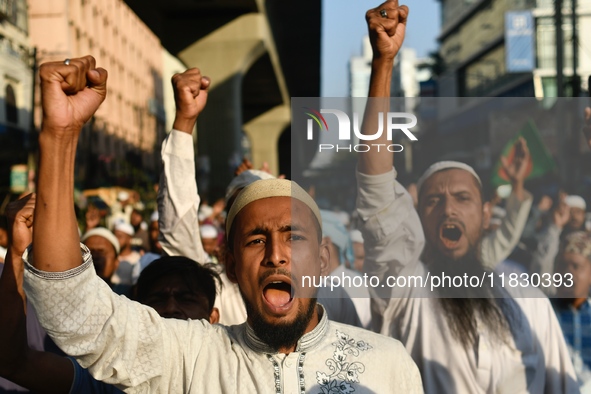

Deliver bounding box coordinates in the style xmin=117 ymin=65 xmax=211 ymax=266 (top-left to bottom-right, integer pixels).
xmin=123 ymin=0 xmax=321 ymax=199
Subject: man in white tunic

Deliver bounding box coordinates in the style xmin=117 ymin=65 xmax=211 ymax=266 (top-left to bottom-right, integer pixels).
xmin=22 ymin=31 xmax=423 ymax=394
xmin=357 ymin=1 xmax=578 ymax=392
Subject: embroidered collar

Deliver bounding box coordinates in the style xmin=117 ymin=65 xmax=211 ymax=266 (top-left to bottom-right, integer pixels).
xmin=244 ymin=304 xmax=329 ymax=354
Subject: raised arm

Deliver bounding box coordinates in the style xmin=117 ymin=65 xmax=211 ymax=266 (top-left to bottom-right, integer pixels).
xmin=356 ymin=1 xmax=421 ymax=277
xmin=33 ymin=56 xmax=107 ymax=272
xmin=0 ymin=194 xmax=75 ymax=393
xmin=357 ymin=0 xmax=408 ymax=176
xmin=23 ymin=57 xmax=215 ymax=392
xmin=583 ymin=107 xmax=591 ymax=150
xmin=529 ymin=200 xmax=570 ymax=297
xmin=356 ymin=2 xmax=426 ymax=334
xmin=158 ymin=69 xmax=210 ymax=263
xmin=481 ymin=137 xmax=533 ymax=268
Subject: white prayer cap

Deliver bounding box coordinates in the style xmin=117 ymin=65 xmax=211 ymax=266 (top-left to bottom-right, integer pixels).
xmin=336 ymin=211 xmax=350 ymax=227
xmin=82 ymin=227 xmax=120 ymax=255
xmin=489 ymin=218 xmax=503 ymax=227
xmin=320 ymin=210 xmax=350 ymax=253
xmin=225 ymin=170 xmax=275 ymax=204
xmin=198 ymin=205 xmax=213 ymax=222
xmin=492 ymin=206 xmax=507 ymax=219
xmin=226 ymin=179 xmax=321 ymax=238
xmin=350 ymin=229 xmax=364 ymax=244
xmin=117 ymin=191 xmax=130 ymax=202
xmin=417 ymin=161 xmax=482 ymax=194
xmin=496 ymin=184 xmax=512 ymax=199
xmin=565 ymin=195 xmax=586 ymax=210
xmin=150 ymin=210 xmax=159 ymax=223
xmin=114 ymin=222 xmax=135 ymax=236
xmin=200 ymin=224 xmax=218 ymax=239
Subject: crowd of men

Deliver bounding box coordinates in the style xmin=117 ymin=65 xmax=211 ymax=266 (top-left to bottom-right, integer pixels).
xmin=1 ymin=0 xmax=591 ymax=392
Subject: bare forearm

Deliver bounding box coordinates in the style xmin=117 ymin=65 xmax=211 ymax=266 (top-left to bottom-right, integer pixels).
xmin=0 ymin=247 xmax=26 ymax=303
xmin=172 ymin=115 xmax=196 ymax=135
xmin=358 ymin=58 xmax=394 ymax=175
xmin=0 ymin=252 xmax=28 ymax=381
xmin=511 ymin=180 xmax=526 ymax=202
xmin=2 ymin=350 xmax=74 ymax=394
xmin=33 ymin=132 xmax=82 ymax=271
xmin=369 ymin=58 xmax=394 ymax=97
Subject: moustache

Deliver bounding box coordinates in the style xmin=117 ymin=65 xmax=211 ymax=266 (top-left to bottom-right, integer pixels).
xmin=258 ymin=268 xmax=292 ymax=287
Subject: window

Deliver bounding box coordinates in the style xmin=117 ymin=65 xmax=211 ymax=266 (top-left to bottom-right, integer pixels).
xmin=536 ymin=16 xmax=574 ymax=70
xmin=5 ymin=84 xmax=18 ymax=124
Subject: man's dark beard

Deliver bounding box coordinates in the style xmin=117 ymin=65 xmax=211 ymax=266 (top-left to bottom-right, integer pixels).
xmin=425 ymin=245 xmax=515 ymax=348
xmin=242 ymin=293 xmax=317 ymax=352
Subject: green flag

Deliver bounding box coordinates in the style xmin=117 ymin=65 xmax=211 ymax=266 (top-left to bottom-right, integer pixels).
xmin=490 ymin=120 xmax=556 ymax=187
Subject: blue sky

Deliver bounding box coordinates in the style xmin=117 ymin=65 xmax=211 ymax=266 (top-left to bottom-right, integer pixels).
xmin=321 ymin=0 xmax=441 ymax=96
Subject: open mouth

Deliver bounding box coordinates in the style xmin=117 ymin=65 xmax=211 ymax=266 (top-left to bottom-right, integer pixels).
xmin=440 ymin=223 xmax=463 ymax=248
xmin=263 ymin=281 xmax=293 ymax=308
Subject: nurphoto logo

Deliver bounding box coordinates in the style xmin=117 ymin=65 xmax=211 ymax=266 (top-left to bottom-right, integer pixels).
xmin=304 ymin=108 xmax=418 ymax=152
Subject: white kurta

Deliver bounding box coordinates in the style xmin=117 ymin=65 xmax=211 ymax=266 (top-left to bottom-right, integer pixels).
xmin=23 ymin=247 xmax=423 ymax=393
xmin=356 ymin=168 xmax=579 ymax=393
xmin=480 ymin=188 xmax=533 ymax=269
xmin=158 ymin=129 xmax=247 ymax=326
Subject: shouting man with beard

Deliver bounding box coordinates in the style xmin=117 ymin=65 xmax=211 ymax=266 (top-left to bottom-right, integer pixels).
xmin=358 ymin=1 xmax=578 ymax=393
xmin=21 ymin=44 xmax=423 ymax=394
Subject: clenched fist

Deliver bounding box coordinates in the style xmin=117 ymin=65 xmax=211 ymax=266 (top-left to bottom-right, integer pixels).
xmin=40 ymin=55 xmax=107 ymax=138
xmin=171 ymin=68 xmax=211 ymax=133
xmin=366 ymin=0 xmax=409 ymax=61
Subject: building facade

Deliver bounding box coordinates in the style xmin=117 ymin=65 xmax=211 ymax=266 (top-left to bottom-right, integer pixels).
xmin=422 ymin=0 xmax=591 ymax=191
xmin=0 ymin=0 xmax=34 ymax=194
xmin=28 ymin=0 xmax=166 ymax=188
xmin=437 ymin=0 xmax=591 ymax=98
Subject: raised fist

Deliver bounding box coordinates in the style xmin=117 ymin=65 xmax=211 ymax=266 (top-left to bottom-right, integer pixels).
xmin=5 ymin=193 xmax=36 ymax=256
xmin=171 ymin=68 xmax=211 ymax=133
xmin=366 ymin=0 xmax=409 ymax=61
xmin=39 ymin=55 xmax=108 ymax=138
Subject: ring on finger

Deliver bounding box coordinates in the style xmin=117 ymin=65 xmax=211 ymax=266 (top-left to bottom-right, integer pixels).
xmin=379 ymin=9 xmax=388 ymax=18
xmin=64 ymin=58 xmax=71 ymax=65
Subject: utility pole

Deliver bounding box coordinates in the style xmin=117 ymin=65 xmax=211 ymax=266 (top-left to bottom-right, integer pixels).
xmin=29 ymin=47 xmax=37 ymax=136
xmin=568 ymin=0 xmax=581 ymax=190
xmin=572 ymin=0 xmax=580 ymax=97
xmin=555 ymin=0 xmax=564 ymax=96
xmin=27 ymin=47 xmax=38 ymax=193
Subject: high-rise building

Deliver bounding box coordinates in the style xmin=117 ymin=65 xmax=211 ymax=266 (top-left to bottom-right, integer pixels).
xmin=28 ymin=0 xmax=166 ymax=187
xmin=415 ymin=0 xmax=591 ymax=190
xmin=0 ymin=0 xmax=34 ymax=193
xmin=346 ymin=38 xmax=427 ymax=176
xmin=350 ymin=38 xmax=425 ymax=113
xmin=350 ymin=36 xmax=373 ymax=99
xmin=119 ymin=0 xmax=321 ymax=199
xmin=437 ymin=0 xmax=591 ymax=98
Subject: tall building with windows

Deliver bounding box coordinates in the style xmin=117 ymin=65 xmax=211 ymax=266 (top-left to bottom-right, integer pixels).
xmin=533 ymin=0 xmax=591 ymax=97
xmin=348 ymin=36 xmax=431 ymax=177
xmin=119 ymin=0 xmax=320 ymax=199
xmin=0 ymin=0 xmax=34 ymax=194
xmin=437 ymin=0 xmax=591 ymax=98
xmin=27 ymin=0 xmax=166 ymax=188
xmin=419 ymin=0 xmax=591 ymax=187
